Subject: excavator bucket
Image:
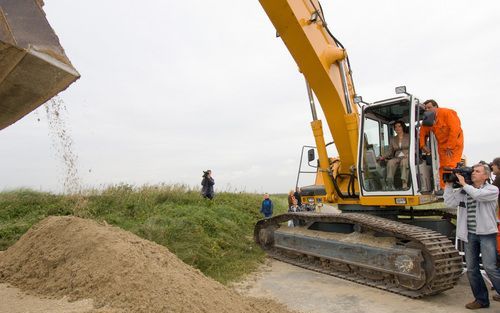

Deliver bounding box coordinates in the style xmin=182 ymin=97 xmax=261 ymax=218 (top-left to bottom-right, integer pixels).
xmin=0 ymin=0 xmax=79 ymax=130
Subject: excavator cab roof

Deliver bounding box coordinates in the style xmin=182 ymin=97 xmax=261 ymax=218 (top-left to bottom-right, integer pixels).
xmin=363 ymin=97 xmax=412 ymax=124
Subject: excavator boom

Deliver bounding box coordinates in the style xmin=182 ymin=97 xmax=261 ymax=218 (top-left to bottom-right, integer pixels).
xmin=0 ymin=0 xmax=79 ymax=130
xmin=259 ymin=0 xmax=358 ymax=168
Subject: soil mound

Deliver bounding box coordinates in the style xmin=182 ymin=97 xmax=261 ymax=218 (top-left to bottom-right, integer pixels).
xmin=0 ymin=216 xmax=294 ymax=313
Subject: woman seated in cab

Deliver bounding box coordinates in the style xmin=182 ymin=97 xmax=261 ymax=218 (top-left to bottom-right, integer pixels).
xmin=379 ymin=120 xmax=410 ymax=190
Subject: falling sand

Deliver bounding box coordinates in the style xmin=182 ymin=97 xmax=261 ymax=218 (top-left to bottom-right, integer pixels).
xmin=44 ymin=96 xmax=81 ymax=194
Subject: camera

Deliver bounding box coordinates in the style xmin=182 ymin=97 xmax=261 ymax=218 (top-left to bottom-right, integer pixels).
xmin=202 ymin=170 xmax=210 ymax=178
xmin=442 ymin=162 xmax=473 ymax=188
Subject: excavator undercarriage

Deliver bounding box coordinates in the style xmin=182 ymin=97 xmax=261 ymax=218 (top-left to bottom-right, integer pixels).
xmin=255 ymin=212 xmax=463 ymax=298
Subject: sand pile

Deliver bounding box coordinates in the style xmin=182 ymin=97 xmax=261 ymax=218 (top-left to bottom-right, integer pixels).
xmin=0 ymin=216 xmax=295 ymax=313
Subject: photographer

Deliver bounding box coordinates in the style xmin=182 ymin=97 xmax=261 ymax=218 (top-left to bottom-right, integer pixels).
xmin=443 ymin=163 xmax=500 ymax=309
xmin=201 ymin=170 xmax=215 ymax=200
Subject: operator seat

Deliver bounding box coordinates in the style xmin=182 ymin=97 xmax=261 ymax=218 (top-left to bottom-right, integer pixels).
xmin=362 ymin=136 xmax=385 ymax=191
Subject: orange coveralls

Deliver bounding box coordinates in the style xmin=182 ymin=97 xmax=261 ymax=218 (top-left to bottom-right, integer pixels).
xmin=419 ymin=107 xmax=464 ymax=189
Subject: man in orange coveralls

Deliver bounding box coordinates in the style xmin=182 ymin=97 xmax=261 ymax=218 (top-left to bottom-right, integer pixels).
xmin=419 ymin=99 xmax=464 ymax=190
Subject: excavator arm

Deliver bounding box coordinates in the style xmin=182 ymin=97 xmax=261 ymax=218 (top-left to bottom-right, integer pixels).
xmin=0 ymin=0 xmax=79 ymax=130
xmin=259 ymin=0 xmax=359 ymax=201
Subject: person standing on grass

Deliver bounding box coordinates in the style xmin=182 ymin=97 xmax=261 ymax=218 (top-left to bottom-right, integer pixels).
xmin=201 ymin=170 xmax=215 ymax=200
xmin=260 ymin=193 xmax=273 ymax=218
xmin=443 ymin=163 xmax=500 ymax=309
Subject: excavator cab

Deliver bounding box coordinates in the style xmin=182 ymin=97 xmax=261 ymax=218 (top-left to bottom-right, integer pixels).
xmin=358 ymin=93 xmax=440 ymax=198
xmin=298 ymin=91 xmax=442 ymax=209
xmin=0 ymin=0 xmax=79 ymax=130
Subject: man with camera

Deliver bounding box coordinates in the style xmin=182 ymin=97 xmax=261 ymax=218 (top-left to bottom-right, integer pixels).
xmin=444 ymin=163 xmax=500 ymax=309
xmin=201 ymin=170 xmax=215 ymax=200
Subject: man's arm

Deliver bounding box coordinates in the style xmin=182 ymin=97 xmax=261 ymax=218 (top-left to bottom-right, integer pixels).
xmin=419 ymin=125 xmax=431 ymax=153
xmin=443 ymin=109 xmax=462 ymax=151
xmin=382 ymin=139 xmax=394 ymax=159
xmin=456 ymin=173 xmax=498 ymax=202
xmin=462 ymin=184 xmax=499 ymax=202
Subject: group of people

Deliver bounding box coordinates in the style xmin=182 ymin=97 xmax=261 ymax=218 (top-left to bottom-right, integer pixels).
xmin=255 ymin=159 xmax=500 ymax=308
xmin=199 ymin=172 xmax=298 ymax=222
xmin=287 ymin=188 xmax=302 ymax=209
xmin=379 ymin=99 xmax=463 ymax=191
xmin=379 ymin=99 xmax=500 ymax=309
xmin=258 ymin=188 xmax=303 ymax=220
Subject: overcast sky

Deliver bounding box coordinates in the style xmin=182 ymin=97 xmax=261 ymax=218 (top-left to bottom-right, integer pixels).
xmin=1 ymin=0 xmax=499 ymax=194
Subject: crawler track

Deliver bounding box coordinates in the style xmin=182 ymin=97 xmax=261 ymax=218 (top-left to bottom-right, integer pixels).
xmin=254 ymin=213 xmax=463 ymax=298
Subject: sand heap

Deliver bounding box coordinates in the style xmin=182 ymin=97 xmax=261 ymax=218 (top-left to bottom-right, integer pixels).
xmin=0 ymin=216 xmax=294 ymax=313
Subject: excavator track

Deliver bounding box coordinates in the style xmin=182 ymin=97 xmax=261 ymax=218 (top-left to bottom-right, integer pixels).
xmin=254 ymin=212 xmax=463 ymax=298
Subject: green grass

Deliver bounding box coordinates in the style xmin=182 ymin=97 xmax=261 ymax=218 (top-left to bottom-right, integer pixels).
xmin=0 ymin=185 xmax=288 ymax=284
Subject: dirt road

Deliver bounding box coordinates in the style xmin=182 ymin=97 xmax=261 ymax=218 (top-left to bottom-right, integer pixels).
xmin=234 ymin=259 xmax=500 ymax=313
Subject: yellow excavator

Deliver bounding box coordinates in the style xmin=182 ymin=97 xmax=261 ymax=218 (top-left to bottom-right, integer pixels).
xmin=254 ymin=0 xmax=463 ymax=297
xmin=0 ymin=0 xmax=79 ymax=130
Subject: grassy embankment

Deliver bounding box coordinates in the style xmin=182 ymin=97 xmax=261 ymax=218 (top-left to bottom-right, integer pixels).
xmin=0 ymin=185 xmax=289 ymax=284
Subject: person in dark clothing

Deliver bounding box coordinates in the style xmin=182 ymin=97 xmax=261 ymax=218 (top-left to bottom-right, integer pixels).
xmin=491 ymin=157 xmax=500 ymax=203
xmin=293 ymin=187 xmax=302 ymax=207
xmin=260 ymin=193 xmax=273 ymax=218
xmin=201 ymin=170 xmax=215 ymax=200
xmin=490 ymin=157 xmax=500 ymax=265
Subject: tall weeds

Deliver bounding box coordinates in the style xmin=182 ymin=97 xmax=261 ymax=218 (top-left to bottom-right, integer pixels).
xmin=0 ymin=185 xmax=288 ymax=283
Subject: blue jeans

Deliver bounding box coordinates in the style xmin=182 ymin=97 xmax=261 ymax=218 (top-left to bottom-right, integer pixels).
xmin=464 ymin=232 xmax=500 ymax=306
